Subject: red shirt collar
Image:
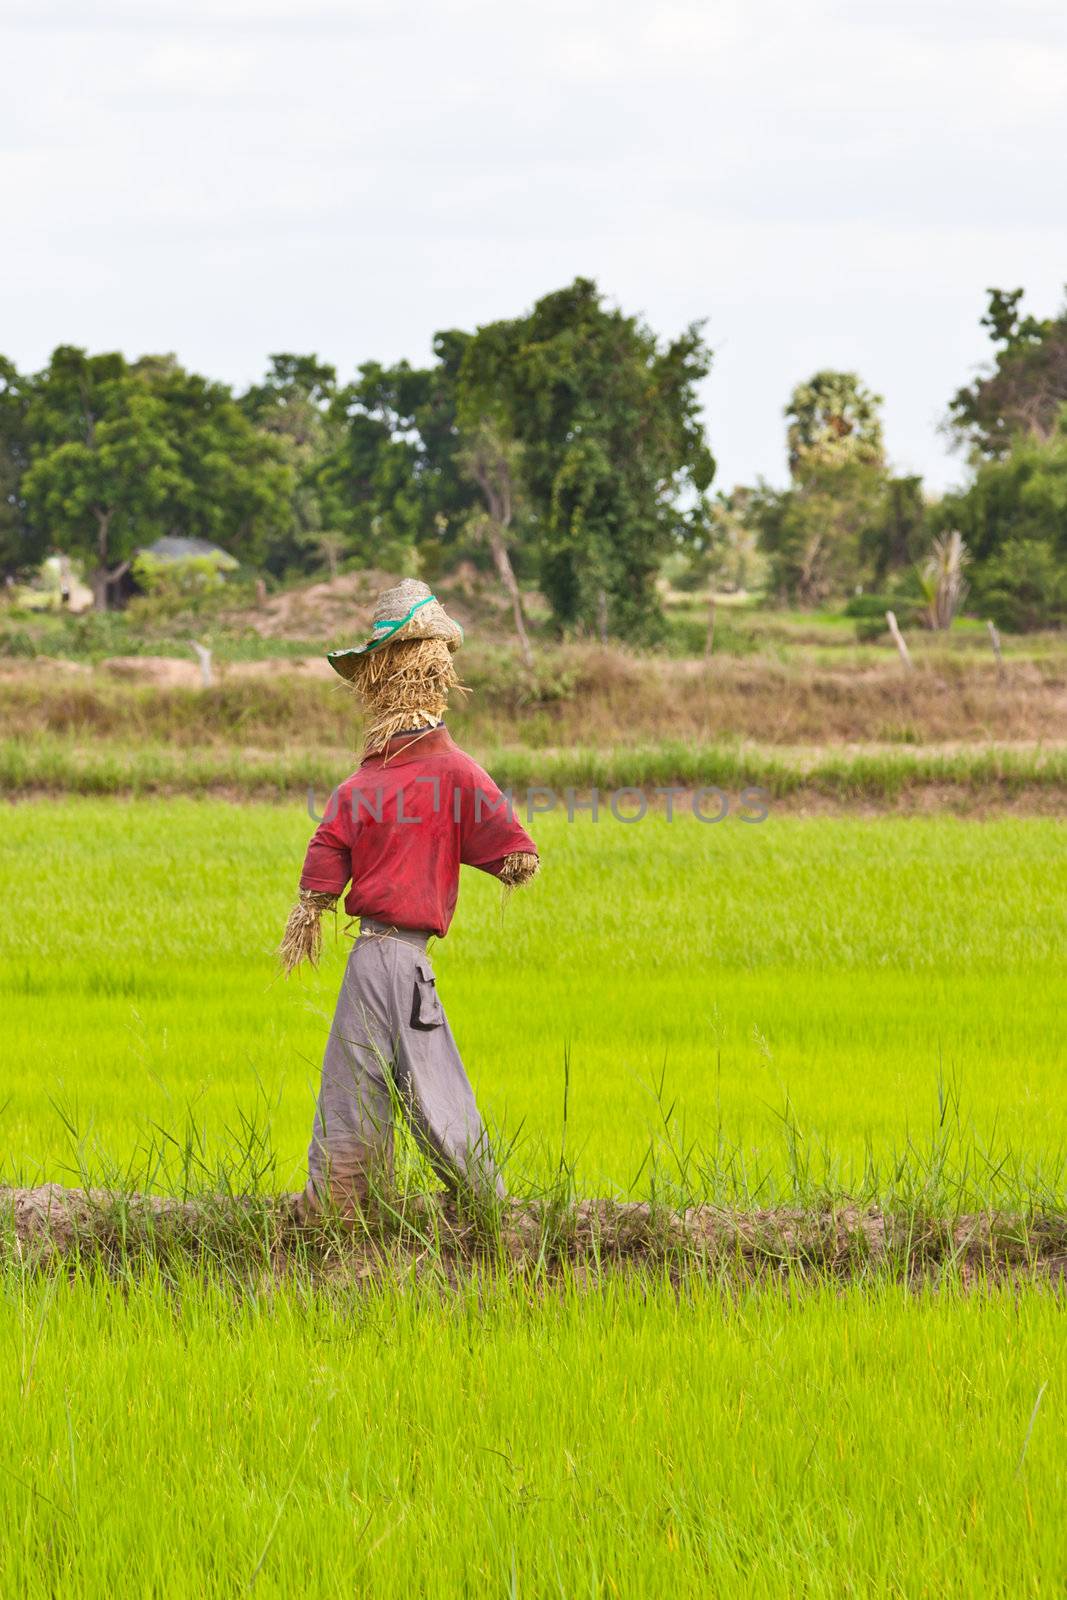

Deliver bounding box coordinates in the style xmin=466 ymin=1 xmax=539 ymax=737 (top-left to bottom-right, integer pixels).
xmin=360 ymin=724 xmax=455 ymax=767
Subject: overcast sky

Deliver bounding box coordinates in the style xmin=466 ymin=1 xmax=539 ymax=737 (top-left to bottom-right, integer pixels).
xmin=4 ymin=0 xmax=1066 ymax=492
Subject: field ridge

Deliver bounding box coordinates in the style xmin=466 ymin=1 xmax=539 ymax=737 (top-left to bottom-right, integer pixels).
xmin=7 ymin=1184 xmax=1067 ymax=1290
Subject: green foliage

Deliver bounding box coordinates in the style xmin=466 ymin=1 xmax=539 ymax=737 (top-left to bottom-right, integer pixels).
xmin=129 ymin=551 xmax=233 ymax=622
xmin=748 ymin=372 xmax=893 ymax=605
xmin=786 ymin=370 xmax=885 ymax=474
xmin=861 ymin=474 xmax=927 ymax=584
xmin=0 ymin=356 xmax=35 ymax=575
xmin=0 ymin=627 xmax=37 ymax=658
xmin=15 ymin=348 xmax=293 ymax=607
xmin=20 ymin=349 xmax=182 ymax=603
xmin=131 ymin=359 xmax=294 ymax=567
xmin=841 ymin=591 xmax=921 ymax=641
xmin=701 ymin=489 xmax=762 ymax=592
xmin=947 ymin=286 xmax=1067 ymax=459
xmin=933 ymin=417 xmax=1067 ymax=565
xmin=746 ymin=459 xmax=887 ymax=605
xmin=458 ymin=278 xmax=715 ymax=642
xmin=238 ymin=353 xmax=344 ymax=576
xmin=316 ymin=341 xmax=477 ymax=577
xmin=0 ymin=289 xmax=714 ymax=625
xmin=971 ymin=538 xmax=1067 ymax=632
xmin=916 ymin=529 xmax=970 ymax=631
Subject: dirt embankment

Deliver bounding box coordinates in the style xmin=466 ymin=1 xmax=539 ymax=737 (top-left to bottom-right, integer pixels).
xmin=4 ymin=1184 xmax=1065 ymax=1290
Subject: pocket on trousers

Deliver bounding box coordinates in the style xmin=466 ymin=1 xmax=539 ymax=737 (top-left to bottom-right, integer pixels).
xmin=411 ymin=959 xmax=444 ymax=1029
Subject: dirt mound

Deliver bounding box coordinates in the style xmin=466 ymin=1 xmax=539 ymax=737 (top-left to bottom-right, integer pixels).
xmin=0 ymin=655 xmax=91 ymax=678
xmin=222 ymin=567 xmax=520 ymax=644
xmin=236 ymin=570 xmax=392 ymax=641
xmin=100 ymin=656 xmax=203 ymax=687
xmin=225 ymin=655 xmax=335 ymax=680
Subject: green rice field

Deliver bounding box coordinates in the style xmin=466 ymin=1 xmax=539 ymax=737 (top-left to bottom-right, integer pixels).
xmin=1 ymin=797 xmax=1065 ymax=1596
xmin=1 ymin=1272 xmax=1063 ymax=1597
xmin=1 ymin=800 xmax=1064 ymax=1196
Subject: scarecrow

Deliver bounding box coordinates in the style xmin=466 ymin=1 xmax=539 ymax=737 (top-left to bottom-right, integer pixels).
xmin=279 ymin=579 xmax=539 ymax=1213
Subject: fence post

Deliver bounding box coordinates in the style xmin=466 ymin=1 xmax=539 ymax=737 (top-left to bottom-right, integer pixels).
xmin=885 ymin=610 xmax=912 ymax=668
xmin=191 ymin=641 xmax=214 ymax=688
xmin=704 ymin=597 xmax=716 ymax=660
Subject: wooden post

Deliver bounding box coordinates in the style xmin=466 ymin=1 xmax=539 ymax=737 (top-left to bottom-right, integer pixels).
xmin=191 ymin=641 xmax=214 ymax=688
xmin=596 ymin=587 xmax=609 ymax=645
xmin=986 ymin=619 xmax=1005 ymax=683
xmin=704 ymin=596 xmax=716 ymax=660
xmin=886 ymin=610 xmax=912 ymax=668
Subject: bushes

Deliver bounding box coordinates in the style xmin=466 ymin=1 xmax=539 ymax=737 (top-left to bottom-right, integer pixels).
xmin=0 ymin=627 xmax=37 ymax=658
xmin=971 ymin=539 xmax=1067 ymax=632
xmin=842 ymin=593 xmax=920 ymax=642
xmin=660 ymin=613 xmax=759 ymax=657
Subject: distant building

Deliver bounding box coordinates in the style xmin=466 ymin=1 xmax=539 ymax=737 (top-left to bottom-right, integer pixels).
xmin=16 ymin=554 xmax=94 ymax=614
xmin=113 ymin=536 xmax=239 ymax=605
xmin=137 ymin=536 xmax=239 ymax=570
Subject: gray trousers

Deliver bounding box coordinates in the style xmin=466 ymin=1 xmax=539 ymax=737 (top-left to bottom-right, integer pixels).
xmin=305 ymin=921 xmax=503 ymax=1208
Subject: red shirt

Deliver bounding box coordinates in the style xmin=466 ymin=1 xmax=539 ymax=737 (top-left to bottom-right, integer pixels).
xmin=299 ymin=725 xmax=538 ymax=937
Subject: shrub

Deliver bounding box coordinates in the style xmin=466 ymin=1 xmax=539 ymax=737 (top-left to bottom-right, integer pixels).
xmin=0 ymin=628 xmax=37 ymax=658
xmin=660 ymin=612 xmax=758 ymax=657
xmin=971 ymin=539 xmax=1067 ymax=632
xmin=842 ymin=593 xmax=920 ymax=642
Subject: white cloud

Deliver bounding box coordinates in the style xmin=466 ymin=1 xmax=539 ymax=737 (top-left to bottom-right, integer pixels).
xmin=2 ymin=0 xmax=1065 ymax=490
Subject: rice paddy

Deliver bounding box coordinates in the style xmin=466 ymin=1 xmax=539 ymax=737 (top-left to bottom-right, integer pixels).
xmin=1 ymin=796 xmax=1064 ymax=1595
xmin=1 ymin=800 xmax=1064 ymax=1195
xmin=2 ymin=1273 xmax=1063 ymax=1598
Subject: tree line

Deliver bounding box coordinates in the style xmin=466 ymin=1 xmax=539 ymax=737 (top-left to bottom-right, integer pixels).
xmin=1 ymin=278 xmax=1065 ymax=635
xmin=742 ymin=288 xmax=1067 ymax=630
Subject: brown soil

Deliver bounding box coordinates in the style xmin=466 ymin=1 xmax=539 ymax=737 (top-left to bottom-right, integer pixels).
xmin=98 ymin=656 xmax=205 ymax=687
xmin=4 ymin=1185 xmax=1065 ymax=1290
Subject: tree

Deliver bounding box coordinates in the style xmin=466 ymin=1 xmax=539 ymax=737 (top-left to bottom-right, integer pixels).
xmin=457 ymin=278 xmax=715 ymax=642
xmin=747 ymin=463 xmax=887 ymax=605
xmin=21 ymin=347 xmax=293 ymax=607
xmin=934 ymin=298 xmax=1067 ymax=630
xmin=22 ymin=349 xmax=182 ymax=608
xmin=786 ymin=371 xmax=885 ymax=475
xmin=947 ymin=287 xmax=1067 ymax=460
xmin=714 ymin=492 xmax=761 ymax=594
xmin=135 ymin=360 xmax=293 ymax=568
xmin=861 ymin=474 xmax=926 ymax=586
xmin=240 ymin=355 xmax=342 ymax=576
xmin=970 ymin=538 xmax=1067 ymax=632
xmin=931 ymin=418 xmax=1067 ymax=566
xmin=750 ymin=372 xmax=888 ymax=604
xmin=318 ymin=348 xmax=474 ymax=576
xmin=0 ymin=356 xmax=34 ymax=576
xmin=458 ymin=422 xmax=534 ymax=668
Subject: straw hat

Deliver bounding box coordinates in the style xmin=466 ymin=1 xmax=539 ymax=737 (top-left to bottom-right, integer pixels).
xmin=326 ymin=579 xmax=464 ymax=681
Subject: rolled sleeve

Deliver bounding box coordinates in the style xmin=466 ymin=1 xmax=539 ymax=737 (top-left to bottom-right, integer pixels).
xmin=459 ymin=768 xmax=537 ymax=875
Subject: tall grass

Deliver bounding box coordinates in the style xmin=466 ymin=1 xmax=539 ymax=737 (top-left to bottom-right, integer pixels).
xmin=1 ymin=802 xmax=1064 ymax=1597
xmin=3 ymin=636 xmax=1067 ymax=749
xmin=0 ymin=1265 xmax=1063 ymax=1597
